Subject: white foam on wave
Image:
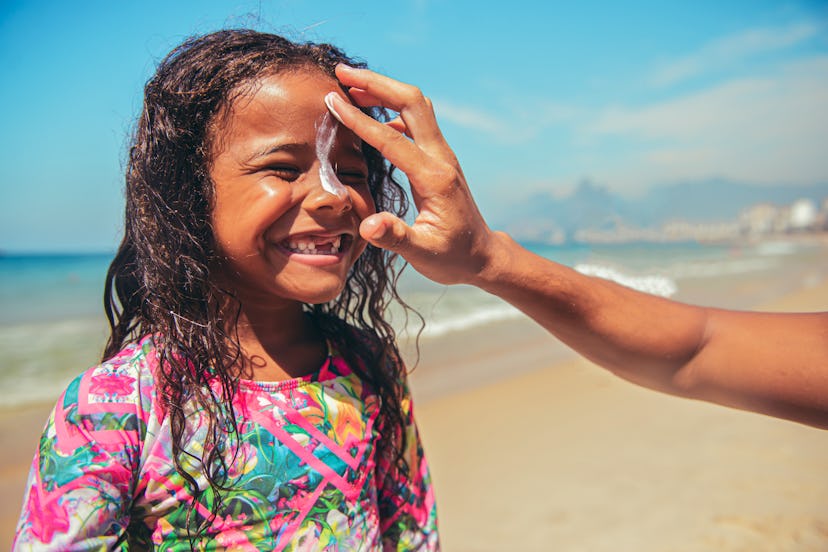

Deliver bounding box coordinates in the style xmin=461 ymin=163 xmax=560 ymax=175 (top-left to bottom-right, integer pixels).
xmin=575 ymin=264 xmax=678 ymax=297
xmin=415 ymin=303 xmax=524 ymax=338
xmin=399 ymin=264 xmax=680 ymax=341
xmin=0 ymin=317 xmax=106 ymax=408
xmin=754 ymin=241 xmax=797 ymax=256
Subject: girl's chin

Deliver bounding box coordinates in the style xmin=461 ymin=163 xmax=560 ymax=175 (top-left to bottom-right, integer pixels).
xmin=273 ymin=274 xmax=349 ymax=305
xmin=291 ymin=286 xmax=347 ymax=306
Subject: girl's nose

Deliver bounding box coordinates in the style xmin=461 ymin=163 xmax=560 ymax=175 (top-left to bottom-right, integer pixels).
xmin=302 ymin=170 xmax=353 ymax=213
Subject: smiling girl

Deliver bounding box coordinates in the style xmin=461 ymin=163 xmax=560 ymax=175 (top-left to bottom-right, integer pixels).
xmin=14 ymin=30 xmax=437 ymax=550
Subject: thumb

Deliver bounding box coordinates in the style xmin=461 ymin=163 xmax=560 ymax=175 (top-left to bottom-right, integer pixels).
xmin=359 ymin=212 xmax=412 ymax=253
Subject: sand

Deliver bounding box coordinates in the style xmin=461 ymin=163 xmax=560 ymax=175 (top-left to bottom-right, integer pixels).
xmin=411 ymin=278 xmax=828 ymax=551
xmin=3 ymin=277 xmax=828 ymax=549
xmin=0 ymin=403 xmax=52 ymax=543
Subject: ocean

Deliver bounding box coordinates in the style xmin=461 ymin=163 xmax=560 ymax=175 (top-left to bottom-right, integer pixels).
xmin=2 ymin=239 xmax=826 ymax=409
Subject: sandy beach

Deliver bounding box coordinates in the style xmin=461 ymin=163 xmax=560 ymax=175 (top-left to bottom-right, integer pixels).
xmin=410 ymin=277 xmax=828 ymax=551
xmin=3 ymin=273 xmax=828 ymax=549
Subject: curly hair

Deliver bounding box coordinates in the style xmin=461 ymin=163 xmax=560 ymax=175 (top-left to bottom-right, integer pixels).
xmin=103 ymin=29 xmax=415 ymax=542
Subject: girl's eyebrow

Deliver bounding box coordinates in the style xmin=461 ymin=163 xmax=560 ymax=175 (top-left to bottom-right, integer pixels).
xmin=245 ymin=142 xmax=310 ymax=164
xmin=245 ymin=140 xmax=364 ymax=164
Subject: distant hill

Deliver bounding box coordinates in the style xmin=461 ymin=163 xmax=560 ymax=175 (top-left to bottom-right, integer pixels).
xmin=497 ymin=179 xmax=828 ymax=241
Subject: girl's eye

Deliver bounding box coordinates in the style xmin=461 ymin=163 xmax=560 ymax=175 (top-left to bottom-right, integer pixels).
xmin=336 ymin=170 xmax=369 ymax=187
xmin=268 ymin=166 xmax=300 ymax=181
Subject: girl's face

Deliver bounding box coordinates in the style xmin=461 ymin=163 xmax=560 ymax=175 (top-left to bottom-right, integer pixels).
xmin=209 ymin=69 xmax=375 ymax=308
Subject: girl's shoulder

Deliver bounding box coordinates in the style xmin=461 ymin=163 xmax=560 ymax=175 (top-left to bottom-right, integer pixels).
xmin=83 ymin=335 xmax=158 ymax=397
xmin=56 ymin=335 xmax=160 ymax=427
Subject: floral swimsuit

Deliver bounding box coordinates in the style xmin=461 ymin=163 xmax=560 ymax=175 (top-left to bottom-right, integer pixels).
xmin=14 ymin=335 xmax=438 ymax=550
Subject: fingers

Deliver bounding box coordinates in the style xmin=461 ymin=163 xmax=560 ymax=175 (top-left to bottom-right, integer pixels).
xmin=326 ymin=93 xmax=429 ymax=181
xmin=344 ymin=88 xmax=409 ymax=135
xmin=349 ymin=86 xmax=432 ymax=133
xmin=385 ymin=116 xmax=409 ymax=136
xmin=347 ymin=88 xmax=383 ymax=108
xmin=336 ymin=64 xmax=447 ymax=153
xmin=359 ymin=212 xmax=411 ymax=252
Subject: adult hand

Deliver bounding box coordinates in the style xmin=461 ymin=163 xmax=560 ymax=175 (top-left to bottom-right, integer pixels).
xmin=325 ymin=64 xmax=500 ymax=286
xmin=326 ymin=67 xmax=828 ymax=431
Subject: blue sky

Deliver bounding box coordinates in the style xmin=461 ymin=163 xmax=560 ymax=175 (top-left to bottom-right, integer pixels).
xmin=1 ymin=0 xmax=826 ymax=252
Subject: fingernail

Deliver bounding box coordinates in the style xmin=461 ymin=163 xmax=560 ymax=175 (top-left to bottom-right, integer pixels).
xmin=324 ymin=92 xmax=346 ymax=125
xmin=361 ymin=218 xmax=386 ymax=241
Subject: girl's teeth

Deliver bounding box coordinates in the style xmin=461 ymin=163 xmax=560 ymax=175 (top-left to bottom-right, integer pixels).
xmin=286 ymin=237 xmax=343 ymax=254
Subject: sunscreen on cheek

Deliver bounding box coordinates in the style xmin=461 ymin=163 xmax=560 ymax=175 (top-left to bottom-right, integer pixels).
xmin=316 ymin=112 xmax=348 ymax=199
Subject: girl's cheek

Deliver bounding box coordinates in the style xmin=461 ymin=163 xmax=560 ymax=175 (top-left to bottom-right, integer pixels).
xmin=351 ymin=238 xmax=369 ymax=263
xmin=258 ymin=179 xmax=283 ymax=199
xmin=356 ymin=187 xmax=377 ymax=217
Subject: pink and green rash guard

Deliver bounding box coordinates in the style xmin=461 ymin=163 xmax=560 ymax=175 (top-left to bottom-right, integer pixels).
xmin=13 ymin=335 xmax=438 ymax=551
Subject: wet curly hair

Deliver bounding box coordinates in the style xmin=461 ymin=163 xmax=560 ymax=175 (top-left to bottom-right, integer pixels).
xmin=103 ymin=29 xmax=415 ymax=542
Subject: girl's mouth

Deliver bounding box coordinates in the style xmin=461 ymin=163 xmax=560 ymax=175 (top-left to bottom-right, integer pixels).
xmin=281 ymin=234 xmax=351 ymax=256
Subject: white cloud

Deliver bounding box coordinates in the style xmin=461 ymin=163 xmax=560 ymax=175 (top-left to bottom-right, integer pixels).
xmin=650 ymin=21 xmax=821 ymax=87
xmin=581 ymin=56 xmax=828 ymax=190
xmin=430 ymin=19 xmax=828 ymax=195
xmin=433 ymin=99 xmax=506 ymax=135
xmin=433 ymin=98 xmax=580 ymax=144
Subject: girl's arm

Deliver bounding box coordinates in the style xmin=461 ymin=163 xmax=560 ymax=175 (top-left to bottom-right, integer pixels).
xmin=327 ymin=66 xmax=828 ymax=430
xmin=14 ymin=370 xmax=142 ymax=549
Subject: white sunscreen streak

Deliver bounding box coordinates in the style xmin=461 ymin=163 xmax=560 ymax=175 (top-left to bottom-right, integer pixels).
xmin=316 ymin=112 xmax=348 ymax=199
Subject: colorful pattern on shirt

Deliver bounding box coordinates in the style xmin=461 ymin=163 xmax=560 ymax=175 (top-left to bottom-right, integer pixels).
xmin=14 ymin=336 xmax=438 ymax=551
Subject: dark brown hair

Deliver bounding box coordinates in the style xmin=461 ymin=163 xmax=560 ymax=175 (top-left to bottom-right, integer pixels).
xmin=103 ymin=29 xmax=414 ymax=541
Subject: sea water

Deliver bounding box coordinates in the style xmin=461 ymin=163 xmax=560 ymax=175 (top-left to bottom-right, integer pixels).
xmin=0 ymin=254 xmax=111 ymax=408
xmin=1 ymin=240 xmax=826 ymax=409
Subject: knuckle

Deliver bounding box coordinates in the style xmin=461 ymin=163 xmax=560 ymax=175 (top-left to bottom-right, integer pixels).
xmin=392 ymin=233 xmax=408 ymax=250
xmin=429 ymin=161 xmax=459 ymax=184
xmin=389 ymin=222 xmax=408 ymax=249
xmin=378 ymin=130 xmax=407 ymax=153
xmin=401 ymin=85 xmax=426 ymax=106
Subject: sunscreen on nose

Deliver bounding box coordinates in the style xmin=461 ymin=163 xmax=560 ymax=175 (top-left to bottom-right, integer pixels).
xmin=316 ymin=112 xmax=348 ymax=199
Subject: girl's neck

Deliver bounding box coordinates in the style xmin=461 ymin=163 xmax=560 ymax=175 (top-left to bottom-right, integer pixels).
xmin=232 ymin=302 xmax=327 ymax=382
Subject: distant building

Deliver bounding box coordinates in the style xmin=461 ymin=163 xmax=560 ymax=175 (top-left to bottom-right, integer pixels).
xmin=660 ymin=220 xmax=739 ymax=242
xmin=737 ymin=198 xmax=825 ymax=238
xmin=789 ymin=199 xmax=818 ymax=231
xmin=739 ymin=203 xmax=780 ymax=237
xmin=511 ymin=195 xmax=828 ymax=244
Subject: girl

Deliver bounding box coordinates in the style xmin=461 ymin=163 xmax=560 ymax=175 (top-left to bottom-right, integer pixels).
xmin=14 ymin=29 xmax=438 ymax=550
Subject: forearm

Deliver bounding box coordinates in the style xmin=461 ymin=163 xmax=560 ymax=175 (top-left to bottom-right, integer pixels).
xmin=472 ymin=232 xmax=828 ymax=428
xmin=472 ymin=232 xmax=707 ymax=381
xmin=681 ymin=308 xmax=828 ymax=428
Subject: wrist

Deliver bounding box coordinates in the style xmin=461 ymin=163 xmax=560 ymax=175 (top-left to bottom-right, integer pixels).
xmin=468 ymin=230 xmax=518 ymax=291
